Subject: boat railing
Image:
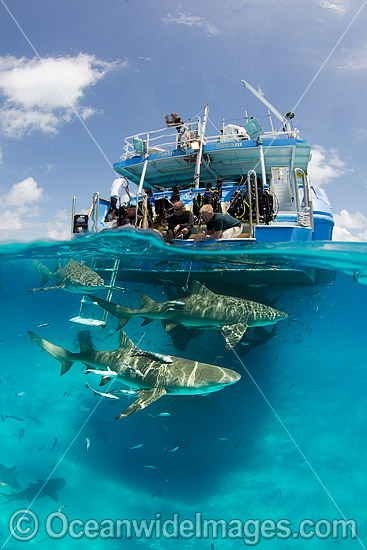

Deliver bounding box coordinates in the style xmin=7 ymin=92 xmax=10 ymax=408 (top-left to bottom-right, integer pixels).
xmin=294 ymin=168 xmax=314 ymax=230
xmin=121 ymin=122 xmax=299 ymax=160
xmin=122 ymin=118 xmax=203 ymax=160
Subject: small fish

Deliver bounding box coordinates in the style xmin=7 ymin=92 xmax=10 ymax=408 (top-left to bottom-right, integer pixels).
xmin=144 ymin=465 xmax=157 ymax=469
xmin=85 ymin=436 xmax=91 ymax=454
xmin=18 ymin=429 xmax=25 ymax=440
xmin=167 ymin=446 xmax=179 ymax=452
xmin=157 ymin=412 xmax=170 ymax=417
xmin=218 ymin=437 xmax=228 ymax=441
xmin=85 ymin=382 xmax=119 ymax=400
xmin=38 ymin=445 xmax=45 ymax=451
xmin=37 ymin=323 xmax=56 ymax=328
xmin=129 ymin=443 xmax=143 ymax=450
xmin=79 ymin=405 xmax=91 ymax=412
xmin=16 ymin=392 xmax=28 ymax=397
xmin=0 ymin=482 xmax=7 ymax=487
xmin=50 ymin=438 xmax=58 ymax=451
xmin=85 ymin=367 xmax=118 ymax=377
xmin=57 ymin=505 xmax=66 ymax=520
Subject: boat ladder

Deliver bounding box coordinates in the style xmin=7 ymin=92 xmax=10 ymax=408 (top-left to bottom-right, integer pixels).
xmin=69 ymin=259 xmax=121 ymax=327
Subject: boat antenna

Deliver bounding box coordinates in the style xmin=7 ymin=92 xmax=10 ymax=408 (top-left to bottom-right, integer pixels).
xmin=241 ymin=79 xmax=294 ymax=133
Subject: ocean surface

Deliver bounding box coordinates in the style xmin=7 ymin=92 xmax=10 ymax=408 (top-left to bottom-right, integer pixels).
xmin=0 ymin=228 xmax=367 ymax=549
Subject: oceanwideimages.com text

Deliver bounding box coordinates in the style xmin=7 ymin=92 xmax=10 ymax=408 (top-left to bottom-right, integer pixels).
xmin=9 ymin=511 xmax=358 ymax=546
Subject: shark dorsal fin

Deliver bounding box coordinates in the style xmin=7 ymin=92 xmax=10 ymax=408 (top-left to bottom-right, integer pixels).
xmin=77 ymin=331 xmax=94 ymax=354
xmin=191 ymin=281 xmax=214 ymax=296
xmin=119 ymin=331 xmax=136 ymax=351
xmin=140 ymin=294 xmax=156 ymax=308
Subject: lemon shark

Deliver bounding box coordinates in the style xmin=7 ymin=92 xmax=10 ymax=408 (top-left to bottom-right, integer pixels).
xmin=91 ymin=281 xmax=288 ymax=350
xmin=28 ymin=330 xmax=240 ymax=420
xmin=0 ymin=478 xmax=66 ymax=503
xmin=29 ymin=259 xmax=105 ymax=293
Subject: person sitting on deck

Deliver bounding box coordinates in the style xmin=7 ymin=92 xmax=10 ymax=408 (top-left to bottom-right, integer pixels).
xmin=164 ymin=201 xmax=194 ymax=243
xmin=194 ymin=204 xmax=242 ymax=242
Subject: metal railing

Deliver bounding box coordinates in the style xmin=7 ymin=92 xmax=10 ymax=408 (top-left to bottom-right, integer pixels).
xmin=121 ymin=120 xmax=299 ymax=161
xmin=294 ymin=168 xmax=314 ymax=230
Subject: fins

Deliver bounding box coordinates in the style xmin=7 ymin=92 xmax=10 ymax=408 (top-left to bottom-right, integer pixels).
xmin=117 ymin=317 xmax=129 ymax=330
xmin=31 ymin=259 xmax=52 ymax=287
xmin=28 ymin=331 xmax=76 ymax=375
xmin=164 ymin=322 xmax=179 ymax=332
xmin=118 ymin=331 xmax=137 ymax=354
xmin=116 ymin=387 xmax=167 ymax=420
xmin=222 ymin=323 xmax=247 ymax=351
xmin=77 ymin=331 xmax=95 ymax=354
xmin=91 ymin=295 xmax=131 ymax=328
xmin=141 ymin=318 xmax=154 ymax=326
xmin=190 ymin=280 xmax=215 ymax=297
xmin=29 ymin=285 xmax=64 ymax=292
xmin=140 ymin=294 xmax=156 ymax=308
xmin=100 ymin=376 xmax=111 ymax=386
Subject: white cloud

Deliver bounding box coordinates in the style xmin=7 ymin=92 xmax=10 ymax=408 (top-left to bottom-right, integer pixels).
xmin=337 ymin=43 xmax=367 ymax=71
xmin=0 ymin=177 xmax=45 ymax=235
xmin=319 ymin=0 xmax=350 ymax=15
xmin=308 ymin=145 xmax=347 ymax=186
xmin=0 ymin=54 xmax=126 ymax=137
xmin=162 ymin=12 xmax=220 ymax=36
xmin=0 ymin=146 xmax=2 ymax=164
xmin=332 ymin=209 xmax=367 ymax=241
xmin=47 ymin=209 xmax=71 ymax=241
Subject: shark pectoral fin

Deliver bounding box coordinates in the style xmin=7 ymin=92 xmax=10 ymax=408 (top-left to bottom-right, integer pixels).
xmin=141 ymin=318 xmax=154 ymax=326
xmin=28 ymin=285 xmax=63 ymax=292
xmin=60 ymin=361 xmax=74 ymax=376
xmin=164 ymin=322 xmax=179 ymax=332
xmin=100 ymin=376 xmax=111 ymax=386
xmin=117 ymin=317 xmax=129 ymax=330
xmin=222 ymin=323 xmax=247 ymax=351
xmin=115 ymin=387 xmax=167 ymax=420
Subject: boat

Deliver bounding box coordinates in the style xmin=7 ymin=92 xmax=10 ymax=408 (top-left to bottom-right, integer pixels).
xmin=69 ymin=80 xmax=335 ymax=326
xmin=73 ymin=78 xmax=334 ymax=244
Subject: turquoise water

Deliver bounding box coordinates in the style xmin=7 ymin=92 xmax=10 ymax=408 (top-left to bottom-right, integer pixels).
xmin=1 ymin=228 xmax=367 ymax=549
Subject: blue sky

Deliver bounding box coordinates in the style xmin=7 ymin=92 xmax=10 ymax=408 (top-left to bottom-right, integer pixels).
xmin=0 ymin=0 xmax=366 ymax=241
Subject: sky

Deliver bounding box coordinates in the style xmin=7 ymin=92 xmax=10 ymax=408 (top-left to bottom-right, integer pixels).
xmin=0 ymin=0 xmax=367 ymax=241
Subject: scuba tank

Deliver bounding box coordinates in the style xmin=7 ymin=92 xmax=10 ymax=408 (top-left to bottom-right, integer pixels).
xmin=212 ymin=179 xmax=223 ymax=213
xmin=170 ymin=184 xmax=180 ymax=204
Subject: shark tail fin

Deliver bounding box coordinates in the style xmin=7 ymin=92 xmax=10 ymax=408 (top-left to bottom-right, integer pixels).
xmin=28 ymin=331 xmax=76 ymax=376
xmin=140 ymin=294 xmax=157 ymax=308
xmin=117 ymin=317 xmax=129 ymax=330
xmin=31 ymin=259 xmax=52 ymax=287
xmin=90 ymin=295 xmax=131 ymax=328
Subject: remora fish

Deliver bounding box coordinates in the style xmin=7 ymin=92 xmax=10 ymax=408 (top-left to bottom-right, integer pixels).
xmin=28 ymin=330 xmax=241 ymax=420
xmin=91 ymin=281 xmax=288 ymax=350
xmin=29 ymin=259 xmax=105 ymax=294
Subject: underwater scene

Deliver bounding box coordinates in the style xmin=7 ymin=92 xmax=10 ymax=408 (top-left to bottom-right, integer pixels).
xmin=1 ymin=228 xmax=367 ymax=549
